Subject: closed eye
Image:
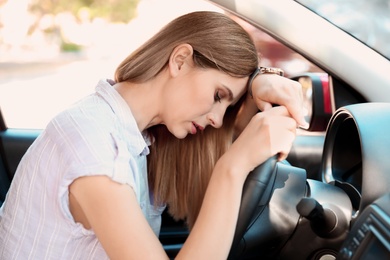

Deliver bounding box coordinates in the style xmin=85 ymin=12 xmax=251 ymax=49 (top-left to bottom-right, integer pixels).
xmin=214 ymin=91 xmax=222 ymax=103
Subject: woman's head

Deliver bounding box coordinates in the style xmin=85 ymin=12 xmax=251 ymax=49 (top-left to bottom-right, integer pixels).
xmin=115 ymin=11 xmax=258 ymax=83
xmin=116 ymin=11 xmax=259 ymax=139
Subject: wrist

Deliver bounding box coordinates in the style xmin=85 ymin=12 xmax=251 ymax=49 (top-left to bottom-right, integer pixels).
xmin=247 ymin=67 xmax=284 ymax=98
xmin=214 ymin=154 xmax=248 ymax=184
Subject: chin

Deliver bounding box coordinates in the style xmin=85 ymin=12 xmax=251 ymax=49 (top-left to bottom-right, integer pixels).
xmin=174 ymin=132 xmax=188 ymax=139
xmin=167 ymin=127 xmax=187 ymax=139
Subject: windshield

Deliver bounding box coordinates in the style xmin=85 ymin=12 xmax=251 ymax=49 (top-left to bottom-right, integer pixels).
xmin=296 ymin=0 xmax=390 ymax=60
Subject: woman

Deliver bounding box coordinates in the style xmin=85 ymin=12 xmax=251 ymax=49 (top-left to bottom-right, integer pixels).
xmin=0 ymin=11 xmax=306 ymax=259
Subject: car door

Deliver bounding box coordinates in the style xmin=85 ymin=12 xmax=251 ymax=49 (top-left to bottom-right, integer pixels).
xmin=0 ymin=111 xmax=40 ymax=205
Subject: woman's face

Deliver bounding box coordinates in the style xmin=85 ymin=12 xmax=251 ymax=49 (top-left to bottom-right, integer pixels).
xmin=162 ymin=67 xmax=248 ymax=139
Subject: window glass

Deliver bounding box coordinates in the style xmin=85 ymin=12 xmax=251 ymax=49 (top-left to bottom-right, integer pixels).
xmin=230 ymin=15 xmax=324 ymax=77
xmin=296 ymin=0 xmax=390 ymax=60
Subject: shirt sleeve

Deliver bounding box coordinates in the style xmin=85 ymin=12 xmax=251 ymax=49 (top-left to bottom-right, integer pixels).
xmin=53 ymin=104 xmax=137 ymax=187
xmin=45 ymin=99 xmax=139 ymax=223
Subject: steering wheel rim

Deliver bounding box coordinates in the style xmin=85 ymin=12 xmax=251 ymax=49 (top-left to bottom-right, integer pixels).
xmin=228 ymin=155 xmax=279 ymax=259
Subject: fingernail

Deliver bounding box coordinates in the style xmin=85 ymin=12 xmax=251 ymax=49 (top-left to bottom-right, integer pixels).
xmin=299 ymin=119 xmax=309 ymax=129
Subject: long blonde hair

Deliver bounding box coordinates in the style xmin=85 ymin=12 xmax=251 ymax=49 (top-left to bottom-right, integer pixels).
xmin=114 ymin=11 xmax=259 ymax=228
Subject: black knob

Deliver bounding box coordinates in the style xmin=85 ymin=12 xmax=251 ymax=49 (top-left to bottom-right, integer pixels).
xmin=296 ymin=197 xmax=337 ymax=238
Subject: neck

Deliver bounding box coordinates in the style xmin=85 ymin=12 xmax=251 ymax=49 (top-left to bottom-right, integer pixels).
xmin=114 ymin=73 xmax=167 ymax=132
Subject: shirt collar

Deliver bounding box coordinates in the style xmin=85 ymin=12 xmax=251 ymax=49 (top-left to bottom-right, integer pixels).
xmin=95 ymin=79 xmax=150 ymax=156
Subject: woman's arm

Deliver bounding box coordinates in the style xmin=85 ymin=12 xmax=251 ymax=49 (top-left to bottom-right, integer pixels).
xmin=235 ymin=74 xmax=308 ymax=136
xmin=69 ymin=176 xmax=168 ymax=260
xmin=70 ymin=172 xmax=244 ymax=260
xmin=69 ymin=107 xmax=296 ymax=259
xmin=178 ymin=106 xmax=297 ymax=258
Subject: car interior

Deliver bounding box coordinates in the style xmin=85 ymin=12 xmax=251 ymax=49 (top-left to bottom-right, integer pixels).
xmin=1 ymin=0 xmax=390 ymax=259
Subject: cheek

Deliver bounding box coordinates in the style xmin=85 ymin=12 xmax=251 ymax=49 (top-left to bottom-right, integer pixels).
xmin=169 ymin=74 xmax=215 ymax=119
xmin=179 ymin=91 xmax=212 ymax=115
xmin=164 ymin=94 xmax=197 ymax=122
xmin=173 ymin=100 xmax=212 ymax=124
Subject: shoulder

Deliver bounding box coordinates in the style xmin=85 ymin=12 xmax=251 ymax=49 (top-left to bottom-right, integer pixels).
xmin=42 ymin=94 xmax=118 ymax=164
xmin=49 ymin=94 xmax=115 ymax=139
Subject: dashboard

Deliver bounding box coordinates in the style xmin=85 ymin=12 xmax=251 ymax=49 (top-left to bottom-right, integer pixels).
xmin=321 ymin=103 xmax=390 ymax=215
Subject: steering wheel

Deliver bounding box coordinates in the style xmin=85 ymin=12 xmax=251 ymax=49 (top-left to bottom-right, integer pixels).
xmin=228 ymin=156 xmax=279 ymax=259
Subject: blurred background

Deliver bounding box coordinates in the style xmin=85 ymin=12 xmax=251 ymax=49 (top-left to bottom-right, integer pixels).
xmin=1 ymin=0 xmax=389 ymax=129
xmin=0 ymin=0 xmax=221 ymax=128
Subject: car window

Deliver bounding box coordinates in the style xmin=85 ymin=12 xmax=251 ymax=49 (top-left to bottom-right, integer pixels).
xmin=229 ymin=15 xmax=324 ymax=78
xmin=0 ymin=0 xmax=322 ymax=129
xmin=296 ymin=0 xmax=390 ymax=60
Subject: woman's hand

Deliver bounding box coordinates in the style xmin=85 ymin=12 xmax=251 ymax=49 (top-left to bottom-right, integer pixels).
xmin=251 ymin=74 xmax=308 ymax=128
xmin=227 ymin=106 xmax=297 ymax=175
xmin=234 ymin=74 xmax=308 ymax=137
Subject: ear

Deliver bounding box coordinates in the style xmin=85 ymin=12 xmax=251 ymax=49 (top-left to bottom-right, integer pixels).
xmin=168 ymin=43 xmax=194 ymax=77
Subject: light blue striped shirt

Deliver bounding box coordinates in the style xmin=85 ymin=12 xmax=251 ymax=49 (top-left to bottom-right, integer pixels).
xmin=0 ymin=79 xmax=165 ymax=259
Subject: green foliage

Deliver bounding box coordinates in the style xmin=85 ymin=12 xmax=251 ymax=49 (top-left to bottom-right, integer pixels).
xmin=61 ymin=41 xmax=83 ymax=52
xmin=30 ymin=0 xmax=140 ymax=23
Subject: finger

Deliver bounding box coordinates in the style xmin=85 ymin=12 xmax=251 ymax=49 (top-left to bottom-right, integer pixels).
xmin=283 ymin=82 xmax=308 ymax=128
xmin=273 ymin=127 xmax=296 ymax=161
xmin=257 ymin=95 xmax=306 ymax=127
xmin=261 ymin=105 xmax=292 ymax=118
xmin=260 ymin=102 xmax=273 ymax=112
xmin=284 ymin=98 xmax=308 ymax=129
xmin=255 ymin=78 xmax=308 ymax=128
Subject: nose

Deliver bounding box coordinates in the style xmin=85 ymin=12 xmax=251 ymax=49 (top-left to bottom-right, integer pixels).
xmin=207 ymin=110 xmax=224 ymax=129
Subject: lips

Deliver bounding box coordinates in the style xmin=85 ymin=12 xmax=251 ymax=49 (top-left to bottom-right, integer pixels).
xmin=191 ymin=122 xmax=204 ymax=134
